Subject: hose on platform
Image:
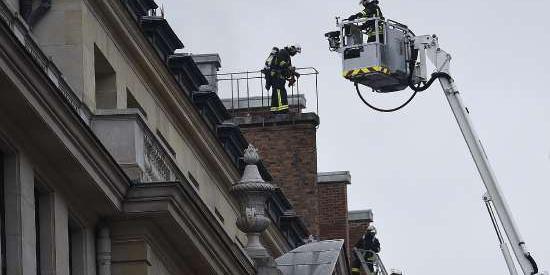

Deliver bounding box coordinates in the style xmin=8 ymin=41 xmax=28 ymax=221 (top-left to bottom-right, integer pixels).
xmin=355 ymin=72 xmax=452 ymax=113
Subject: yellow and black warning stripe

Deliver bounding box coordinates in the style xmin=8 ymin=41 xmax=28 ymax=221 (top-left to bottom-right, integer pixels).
xmin=343 ymin=66 xmax=391 ymax=79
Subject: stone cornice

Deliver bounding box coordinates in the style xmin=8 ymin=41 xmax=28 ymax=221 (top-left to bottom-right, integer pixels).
xmin=124 ymin=182 xmax=256 ymax=274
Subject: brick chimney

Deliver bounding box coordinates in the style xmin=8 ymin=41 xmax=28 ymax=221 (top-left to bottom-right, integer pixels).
xmin=318 ymin=171 xmax=351 ymax=252
xmin=235 ymin=113 xmax=321 ymax=236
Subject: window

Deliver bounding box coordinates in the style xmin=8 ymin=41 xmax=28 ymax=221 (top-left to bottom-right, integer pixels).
xmin=68 ymin=217 xmax=84 ymax=275
xmin=34 ymin=188 xmax=41 ymax=275
xmin=34 ymin=186 xmax=53 ymax=275
xmin=126 ymin=89 xmax=147 ymax=118
xmin=94 ymin=45 xmax=117 ymax=109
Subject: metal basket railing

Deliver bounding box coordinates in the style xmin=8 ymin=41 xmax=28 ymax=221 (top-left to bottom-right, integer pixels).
xmin=353 ymin=248 xmax=389 ymax=275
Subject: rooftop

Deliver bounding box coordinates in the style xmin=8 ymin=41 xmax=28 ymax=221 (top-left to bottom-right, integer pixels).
xmin=276 ymin=240 xmax=348 ymax=275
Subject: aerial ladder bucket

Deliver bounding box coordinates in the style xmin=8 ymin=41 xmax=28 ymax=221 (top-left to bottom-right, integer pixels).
xmin=325 ymin=17 xmax=418 ymax=93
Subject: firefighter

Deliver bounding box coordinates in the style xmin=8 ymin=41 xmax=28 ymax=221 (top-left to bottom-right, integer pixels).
xmin=348 ymin=0 xmax=385 ymax=43
xmin=263 ymin=44 xmax=301 ymax=113
xmin=352 ymin=225 xmax=381 ymax=274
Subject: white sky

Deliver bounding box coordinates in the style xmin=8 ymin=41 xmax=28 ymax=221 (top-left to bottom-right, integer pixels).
xmin=156 ymin=0 xmax=550 ymax=274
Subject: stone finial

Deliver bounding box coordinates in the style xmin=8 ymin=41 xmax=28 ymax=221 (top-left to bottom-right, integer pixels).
xmin=231 ymin=144 xmax=277 ymax=269
xmin=244 ymin=144 xmax=260 ymax=165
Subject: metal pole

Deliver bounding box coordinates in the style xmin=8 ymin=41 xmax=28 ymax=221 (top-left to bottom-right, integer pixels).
xmin=291 ymin=82 xmax=295 ymax=113
xmin=315 ymin=72 xmax=319 ymax=120
xmin=230 ymin=74 xmax=235 ymax=115
xmin=484 ymin=194 xmax=519 ymax=275
xmin=260 ymin=71 xmax=265 ymax=110
xmin=246 ymin=71 xmax=250 ymax=113
xmin=438 ymin=76 xmax=535 ymax=275
xmin=237 ymin=78 xmax=240 ymax=110
xmin=296 ymin=77 xmax=300 ymax=113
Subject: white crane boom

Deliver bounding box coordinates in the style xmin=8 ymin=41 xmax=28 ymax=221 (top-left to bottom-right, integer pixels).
xmin=415 ymin=34 xmax=541 ymax=275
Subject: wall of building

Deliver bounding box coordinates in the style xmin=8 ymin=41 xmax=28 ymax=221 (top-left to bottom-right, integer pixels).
xmin=111 ymin=230 xmax=177 ymax=275
xmin=31 ymin=0 xmax=245 ymax=246
xmin=33 ymin=0 xmax=85 ymax=99
xmin=241 ymin=122 xmax=320 ymax=236
xmin=0 ymin=151 xmax=99 ymax=275
xmin=0 ymin=0 xmax=263 ymax=273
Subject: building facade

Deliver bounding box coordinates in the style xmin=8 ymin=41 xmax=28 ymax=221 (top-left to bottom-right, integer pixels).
xmin=0 ymin=0 xmax=317 ymax=274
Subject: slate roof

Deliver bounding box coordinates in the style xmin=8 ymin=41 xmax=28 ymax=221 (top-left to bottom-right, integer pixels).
xmin=275 ymin=240 xmax=347 ymax=275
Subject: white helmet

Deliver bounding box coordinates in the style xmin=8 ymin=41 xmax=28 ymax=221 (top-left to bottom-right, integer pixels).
xmin=359 ymin=0 xmax=376 ymax=4
xmin=367 ymin=224 xmax=377 ymax=235
xmin=288 ymin=44 xmax=302 ymax=54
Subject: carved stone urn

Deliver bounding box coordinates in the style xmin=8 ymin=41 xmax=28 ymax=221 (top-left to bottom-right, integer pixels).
xmin=231 ymin=145 xmax=275 ymax=258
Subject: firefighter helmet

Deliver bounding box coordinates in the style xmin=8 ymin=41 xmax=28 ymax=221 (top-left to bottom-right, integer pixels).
xmin=287 ymin=44 xmax=302 ymax=55
xmin=359 ymin=0 xmax=378 ymax=5
xmin=367 ymin=224 xmax=377 ymax=235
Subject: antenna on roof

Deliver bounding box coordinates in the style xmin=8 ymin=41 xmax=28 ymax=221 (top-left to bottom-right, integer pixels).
xmin=161 ymin=4 xmax=165 ymax=18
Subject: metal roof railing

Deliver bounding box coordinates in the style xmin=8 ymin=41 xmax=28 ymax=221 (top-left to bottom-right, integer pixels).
xmin=210 ymin=67 xmax=320 ymax=118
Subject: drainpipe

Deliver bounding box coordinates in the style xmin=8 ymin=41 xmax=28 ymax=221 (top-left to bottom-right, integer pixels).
xmin=96 ymin=225 xmax=111 ymax=275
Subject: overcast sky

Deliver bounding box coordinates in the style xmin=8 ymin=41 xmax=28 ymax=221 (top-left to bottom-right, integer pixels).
xmin=156 ymin=0 xmax=549 ymax=274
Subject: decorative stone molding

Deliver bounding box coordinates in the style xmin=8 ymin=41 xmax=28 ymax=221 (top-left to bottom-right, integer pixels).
xmin=231 ymin=145 xmax=275 ymax=255
xmin=143 ymin=132 xmax=174 ymax=182
xmin=91 ymin=110 xmax=177 ymax=184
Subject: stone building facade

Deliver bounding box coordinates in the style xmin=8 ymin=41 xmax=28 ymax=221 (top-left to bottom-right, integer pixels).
xmin=0 ymin=0 xmax=317 ymax=274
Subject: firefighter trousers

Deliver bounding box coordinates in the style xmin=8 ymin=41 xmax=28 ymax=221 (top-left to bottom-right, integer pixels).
xmin=270 ymin=77 xmax=289 ymax=113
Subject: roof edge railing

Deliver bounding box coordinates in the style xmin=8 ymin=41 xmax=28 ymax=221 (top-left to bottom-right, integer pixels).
xmin=205 ymin=67 xmax=320 ymax=122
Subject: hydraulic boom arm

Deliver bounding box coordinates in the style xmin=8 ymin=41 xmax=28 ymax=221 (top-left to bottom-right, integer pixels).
xmin=414 ymin=35 xmax=542 ymax=275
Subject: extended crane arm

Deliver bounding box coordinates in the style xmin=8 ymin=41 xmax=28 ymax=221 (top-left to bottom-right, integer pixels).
xmin=413 ymin=34 xmax=543 ymax=275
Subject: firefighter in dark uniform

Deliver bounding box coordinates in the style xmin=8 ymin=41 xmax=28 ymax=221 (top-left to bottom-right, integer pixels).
xmin=352 ymin=225 xmax=381 ymax=274
xmin=263 ymin=44 xmax=301 ymax=113
xmin=348 ymin=0 xmax=385 ymax=43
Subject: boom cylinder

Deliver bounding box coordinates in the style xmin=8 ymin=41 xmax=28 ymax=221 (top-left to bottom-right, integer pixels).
xmin=438 ymin=77 xmax=535 ymax=275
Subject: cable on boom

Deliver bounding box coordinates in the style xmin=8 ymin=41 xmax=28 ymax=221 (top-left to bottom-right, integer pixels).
xmin=355 ymin=83 xmax=417 ymax=113
xmin=527 ymin=254 xmax=539 ymax=275
xmin=355 ymin=68 xmax=452 ymax=113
